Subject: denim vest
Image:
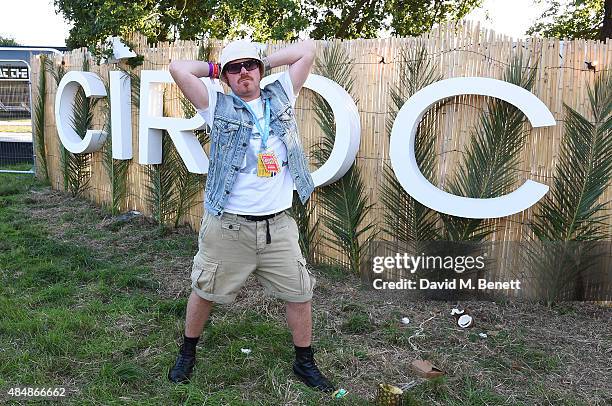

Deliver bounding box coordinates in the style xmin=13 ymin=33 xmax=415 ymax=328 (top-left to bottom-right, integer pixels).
xmin=204 ymin=80 xmax=315 ymax=216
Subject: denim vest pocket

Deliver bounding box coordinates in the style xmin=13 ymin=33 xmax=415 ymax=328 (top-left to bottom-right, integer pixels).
xmin=215 ymin=122 xmax=240 ymax=152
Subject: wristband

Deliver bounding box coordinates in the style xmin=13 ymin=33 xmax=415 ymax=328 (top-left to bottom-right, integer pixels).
xmin=206 ymin=61 xmax=220 ymax=79
xmin=262 ymin=57 xmax=271 ymax=75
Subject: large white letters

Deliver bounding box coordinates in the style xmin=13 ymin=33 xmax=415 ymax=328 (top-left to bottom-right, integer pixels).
xmin=138 ymin=70 xmax=211 ymax=173
xmin=109 ymin=71 xmax=133 ymax=159
xmin=55 ymin=71 xmax=108 ymax=153
xmin=53 ymin=71 xmax=556 ymax=219
xmin=389 ymin=77 xmax=555 ymax=219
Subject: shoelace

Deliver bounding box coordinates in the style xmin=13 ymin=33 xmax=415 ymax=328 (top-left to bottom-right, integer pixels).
xmin=298 ymin=360 xmax=323 ymax=377
xmin=176 ymin=355 xmax=193 ymax=368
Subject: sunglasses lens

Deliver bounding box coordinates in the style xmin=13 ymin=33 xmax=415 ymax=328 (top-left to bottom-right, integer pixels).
xmin=245 ymin=60 xmax=259 ymax=71
xmin=226 ymin=60 xmax=259 ymax=74
xmin=226 ymin=64 xmax=241 ymax=74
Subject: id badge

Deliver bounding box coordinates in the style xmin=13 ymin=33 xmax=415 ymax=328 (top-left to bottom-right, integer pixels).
xmin=257 ymin=150 xmax=280 ymax=177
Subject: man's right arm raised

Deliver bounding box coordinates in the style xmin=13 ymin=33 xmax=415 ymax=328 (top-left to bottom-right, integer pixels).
xmin=168 ymin=61 xmax=212 ymax=110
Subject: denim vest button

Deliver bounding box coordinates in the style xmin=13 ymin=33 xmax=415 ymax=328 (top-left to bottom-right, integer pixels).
xmin=228 ymin=224 xmax=233 ymax=229
xmin=242 ymin=143 xmax=247 ymax=147
xmin=225 ymin=190 xmax=230 ymax=194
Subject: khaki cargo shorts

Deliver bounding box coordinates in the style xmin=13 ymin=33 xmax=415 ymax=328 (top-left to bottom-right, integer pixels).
xmin=190 ymin=210 xmax=316 ymax=304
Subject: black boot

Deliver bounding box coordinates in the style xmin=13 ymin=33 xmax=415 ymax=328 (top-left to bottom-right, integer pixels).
xmin=293 ymin=346 xmax=335 ymax=393
xmin=168 ymin=349 xmax=196 ymax=383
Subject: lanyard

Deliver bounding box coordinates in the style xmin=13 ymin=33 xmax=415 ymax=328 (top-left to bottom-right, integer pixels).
xmin=231 ymin=95 xmax=271 ymax=151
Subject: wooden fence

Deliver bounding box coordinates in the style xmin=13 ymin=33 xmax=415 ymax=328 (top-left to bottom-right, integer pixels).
xmin=29 ymin=21 xmax=612 ymax=298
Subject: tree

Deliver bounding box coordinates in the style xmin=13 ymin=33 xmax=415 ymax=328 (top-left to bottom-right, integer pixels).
xmin=0 ymin=35 xmax=20 ymax=46
xmin=304 ymin=0 xmax=482 ymax=39
xmin=53 ymin=0 xmax=483 ymax=56
xmin=527 ymin=0 xmax=611 ymax=40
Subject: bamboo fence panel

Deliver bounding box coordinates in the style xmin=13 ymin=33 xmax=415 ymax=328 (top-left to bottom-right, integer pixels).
xmin=30 ymin=22 xmax=612 ymax=289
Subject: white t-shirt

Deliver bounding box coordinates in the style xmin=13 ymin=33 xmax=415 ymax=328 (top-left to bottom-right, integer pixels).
xmin=197 ymin=72 xmax=297 ymax=215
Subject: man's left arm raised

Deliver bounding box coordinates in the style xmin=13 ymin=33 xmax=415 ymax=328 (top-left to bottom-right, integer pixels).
xmin=263 ymin=40 xmax=316 ymax=94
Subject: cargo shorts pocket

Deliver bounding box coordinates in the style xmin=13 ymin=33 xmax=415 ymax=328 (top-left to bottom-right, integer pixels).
xmin=298 ymin=257 xmax=315 ymax=294
xmin=191 ymin=255 xmax=219 ymax=293
xmin=221 ymin=221 xmax=240 ymax=240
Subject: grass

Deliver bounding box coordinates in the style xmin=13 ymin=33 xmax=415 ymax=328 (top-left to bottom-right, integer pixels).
xmin=0 ymin=125 xmax=31 ymax=133
xmin=0 ymin=173 xmax=611 ymax=405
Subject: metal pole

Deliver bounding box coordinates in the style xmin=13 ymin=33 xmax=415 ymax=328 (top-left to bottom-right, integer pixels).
xmin=0 ymin=59 xmax=35 ymax=174
xmin=27 ymin=62 xmax=36 ymax=176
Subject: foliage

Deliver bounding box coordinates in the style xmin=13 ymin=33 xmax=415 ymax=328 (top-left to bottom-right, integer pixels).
xmin=0 ymin=35 xmax=20 ymax=46
xmin=100 ymin=75 xmax=130 ymax=215
xmin=527 ymin=0 xmax=608 ymax=40
xmin=380 ymin=42 xmax=442 ymax=243
xmin=312 ymin=42 xmax=376 ymax=274
xmin=43 ymin=57 xmax=66 ymax=86
xmin=531 ymin=71 xmax=612 ymax=242
xmin=145 ymin=91 xmax=206 ymax=227
xmin=525 ymin=69 xmax=612 ymax=304
xmin=175 ymin=97 xmax=208 ymax=228
xmin=144 ymin=123 xmax=178 ymax=226
xmin=43 ymin=58 xmax=71 ymax=191
xmin=33 ymin=55 xmax=49 ymax=182
xmin=306 ymin=0 xmax=483 ymax=39
xmin=53 ymin=0 xmax=483 ymax=59
xmin=63 ymin=55 xmax=99 ymax=197
xmin=290 ymin=193 xmax=320 ymax=264
xmin=440 ymin=54 xmax=537 ymax=241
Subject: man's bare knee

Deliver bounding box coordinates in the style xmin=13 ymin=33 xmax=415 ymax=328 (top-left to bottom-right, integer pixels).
xmin=189 ymin=290 xmax=214 ymax=306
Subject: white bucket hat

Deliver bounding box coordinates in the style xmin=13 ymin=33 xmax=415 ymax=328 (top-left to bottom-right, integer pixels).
xmin=219 ymin=39 xmax=264 ymax=79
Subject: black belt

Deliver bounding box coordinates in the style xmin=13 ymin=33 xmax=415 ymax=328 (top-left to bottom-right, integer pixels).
xmin=235 ymin=211 xmax=284 ymax=244
xmin=236 ymin=211 xmax=284 ymax=222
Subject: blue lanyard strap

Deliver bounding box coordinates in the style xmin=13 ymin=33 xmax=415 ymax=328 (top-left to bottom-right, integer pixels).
xmin=231 ymin=95 xmax=271 ymax=151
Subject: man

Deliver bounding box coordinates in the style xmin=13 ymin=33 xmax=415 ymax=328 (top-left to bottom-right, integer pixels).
xmin=167 ymin=39 xmax=334 ymax=393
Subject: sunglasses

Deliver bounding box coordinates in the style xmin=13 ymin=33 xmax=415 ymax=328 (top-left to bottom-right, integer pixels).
xmin=224 ymin=59 xmax=260 ymax=75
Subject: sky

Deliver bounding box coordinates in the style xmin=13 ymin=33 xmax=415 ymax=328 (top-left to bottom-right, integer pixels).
xmin=0 ymin=0 xmax=549 ymax=47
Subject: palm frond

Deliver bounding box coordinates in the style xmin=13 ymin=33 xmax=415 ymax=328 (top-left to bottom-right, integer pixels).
xmin=531 ymin=69 xmax=612 ymax=241
xmin=524 ymin=69 xmax=612 ymax=304
xmin=290 ymin=42 xmax=354 ymax=265
xmin=311 ymin=41 xmax=376 ymax=273
xmin=311 ymin=41 xmax=354 ymax=166
xmin=65 ymin=54 xmax=97 ymax=197
xmin=380 ymin=42 xmax=442 ymax=243
xmin=441 ymin=53 xmax=537 ymax=241
xmin=520 ymin=241 xmax=600 ymax=305
xmin=172 ymin=97 xmax=208 ymax=227
xmin=33 ymin=54 xmax=48 ymax=182
xmin=319 ymin=164 xmax=377 ymax=273
xmin=118 ymin=67 xmax=141 ymax=109
xmin=43 ymin=57 xmax=65 ymax=85
xmin=290 ymin=192 xmax=321 ymax=264
xmin=144 ymin=130 xmax=179 ymax=225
